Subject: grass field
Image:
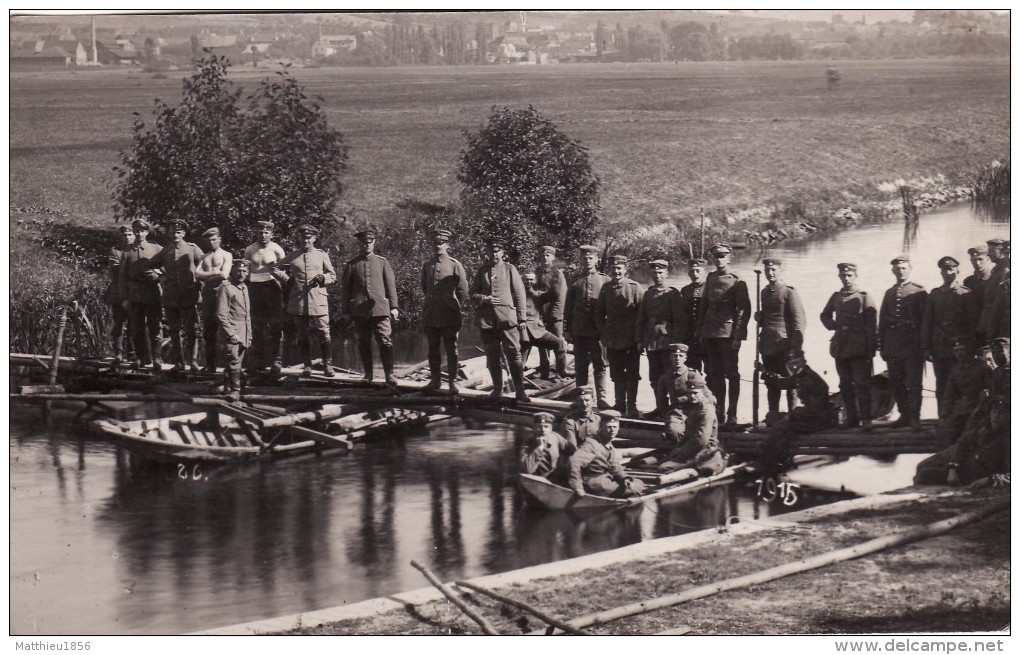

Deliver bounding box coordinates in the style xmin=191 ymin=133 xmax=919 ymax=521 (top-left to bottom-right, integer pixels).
xmin=10 ymin=58 xmax=1009 ymax=229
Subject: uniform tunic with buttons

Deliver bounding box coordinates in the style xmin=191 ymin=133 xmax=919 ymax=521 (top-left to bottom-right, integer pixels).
xmin=678 ymin=282 xmax=706 ymax=352
xmin=519 ymin=432 xmax=574 ymax=479
xmin=568 ymin=438 xmax=627 ymax=493
xmin=921 ymin=283 xmax=975 ymax=358
xmin=654 ymin=366 xmax=691 ymax=416
xmin=216 ymin=280 xmax=253 ymax=348
xmin=635 ymin=285 xmax=683 ymax=351
xmin=471 ymin=261 xmax=526 ymax=329
xmin=698 ymin=271 xmax=751 ymax=340
xmin=282 ymin=248 xmax=337 ymax=316
xmin=421 ymin=253 xmax=468 ymax=328
xmin=595 ymin=277 xmax=643 ymax=350
xmin=963 ymin=273 xmax=988 ymax=331
xmin=339 ymin=253 xmax=398 ymax=319
xmin=759 ymin=282 xmax=806 ymax=356
xmin=119 ymin=241 xmax=164 ymax=304
xmin=665 ymin=398 xmax=722 ymax=472
xmin=879 ymin=281 xmax=928 ymax=358
xmin=559 ymin=409 xmax=601 ymax=449
xmin=820 ymin=289 xmax=878 ymax=359
xmin=535 ymin=264 xmax=567 ymax=326
xmin=153 ymin=241 xmax=205 ymax=308
xmin=564 ymin=271 xmax=609 ymax=337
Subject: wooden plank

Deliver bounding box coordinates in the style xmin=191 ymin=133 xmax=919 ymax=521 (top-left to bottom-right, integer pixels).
xmin=207 ymin=403 xmax=267 ymax=429
xmin=259 ymin=405 xmax=347 ymax=429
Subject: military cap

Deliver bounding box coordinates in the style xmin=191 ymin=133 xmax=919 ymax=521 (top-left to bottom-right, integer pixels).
xmin=598 ymin=409 xmax=622 ymax=421
xmin=976 ymin=345 xmax=993 ymax=356
xmin=967 ymin=245 xmax=989 ymax=256
xmin=649 ymin=259 xmax=669 ymax=269
xmin=668 ymin=343 xmax=689 ymax=354
xmin=890 ymin=255 xmax=910 ymax=265
xmin=578 ymin=244 xmax=598 ymax=254
xmin=299 ymin=224 xmax=320 ymax=236
xmin=785 ymin=348 xmax=806 ymax=361
xmin=354 ymin=228 xmax=376 ymax=241
xmin=837 ymin=262 xmax=857 ymax=273
xmin=991 ymin=337 xmax=1010 ymax=348
xmin=986 ymin=238 xmax=1005 ymax=247
xmin=231 ymin=258 xmax=250 ymax=269
xmin=950 ymin=335 xmax=970 ymax=348
xmin=540 ymin=245 xmax=557 ymax=255
xmin=608 ymin=254 xmax=629 ymax=265
xmin=762 ymin=257 xmax=782 ymax=266
xmin=431 ymin=228 xmax=452 ymax=243
xmin=169 ymin=219 xmax=189 ymax=233
xmin=576 ymin=385 xmax=595 ymax=397
xmin=131 ymin=218 xmax=151 ymax=231
xmin=116 ymin=224 xmax=134 ymax=234
xmin=202 ymin=227 xmax=221 ymax=238
xmin=486 ymin=237 xmax=506 ymax=249
xmin=685 ymin=371 xmax=707 ymax=389
xmin=256 ymin=220 xmax=275 ymax=230
xmin=688 ymin=258 xmax=708 ymax=267
xmin=709 ymin=243 xmax=732 ymax=256
xmin=937 ymin=256 xmax=960 ymax=269
xmin=533 ymin=411 xmax=555 ymax=424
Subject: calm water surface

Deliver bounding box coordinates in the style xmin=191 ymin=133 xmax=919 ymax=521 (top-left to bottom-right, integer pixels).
xmin=9 ymin=202 xmax=1008 ymax=635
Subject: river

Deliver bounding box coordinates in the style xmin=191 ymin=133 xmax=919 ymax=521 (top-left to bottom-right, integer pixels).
xmin=9 ymin=202 xmax=1009 ymax=635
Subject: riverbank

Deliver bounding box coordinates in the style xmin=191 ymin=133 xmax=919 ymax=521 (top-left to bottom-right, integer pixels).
xmin=201 ymin=486 xmax=1009 ymax=636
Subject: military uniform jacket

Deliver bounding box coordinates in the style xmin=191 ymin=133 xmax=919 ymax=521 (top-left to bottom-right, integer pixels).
xmin=523 ymin=287 xmax=551 ymax=340
xmin=216 ymin=281 xmax=252 ymax=348
xmin=118 ymin=241 xmax=164 ymax=304
xmin=759 ymin=282 xmax=806 ymax=356
xmin=519 ymin=432 xmax=574 ymax=479
xmin=595 ymin=277 xmax=643 ymax=350
xmin=564 ymin=271 xmax=609 ymax=338
xmin=153 ymin=241 xmax=205 ymax=308
xmin=820 ymin=288 xmax=877 ymax=360
xmin=655 ymin=366 xmax=691 ymax=415
xmin=921 ymin=283 xmax=975 ymax=357
xmin=879 ymin=281 xmax=928 ymax=358
xmin=963 ymin=273 xmax=988 ymax=324
xmin=636 ymin=285 xmax=683 ymax=351
xmin=535 ymin=265 xmax=567 ymax=324
xmin=421 ymin=253 xmax=468 ymax=328
xmin=282 ymin=248 xmax=337 ymax=316
xmin=559 ymin=409 xmax=601 ymax=449
xmin=568 ymin=438 xmax=627 ymax=493
xmin=104 ymin=245 xmax=132 ymax=305
xmin=471 ymin=261 xmax=526 ymax=330
xmin=340 ymin=253 xmax=398 ymax=319
xmin=981 ymin=270 xmax=1010 ymax=340
xmin=668 ymin=398 xmax=720 ymax=467
xmin=766 ymin=365 xmax=830 ymax=413
xmin=978 ymin=263 xmax=1007 ymax=335
xmin=698 ymin=270 xmax=751 ymax=340
xmin=941 ymin=360 xmax=986 ymax=420
xmin=679 ymin=282 xmax=706 ymax=349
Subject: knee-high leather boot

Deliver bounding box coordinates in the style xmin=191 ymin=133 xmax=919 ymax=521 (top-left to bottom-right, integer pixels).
xmin=381 ymin=346 xmax=398 ymax=392
xmin=594 ymin=371 xmax=611 ymax=409
xmin=613 ymin=380 xmax=627 ymax=412
xmin=509 ymin=360 xmax=530 ymax=403
xmin=358 ymin=339 xmax=374 ymax=381
xmin=626 ymin=379 xmax=640 ymax=417
xmin=319 ymin=335 xmax=335 ymax=377
xmin=488 ymin=366 xmax=503 ymax=398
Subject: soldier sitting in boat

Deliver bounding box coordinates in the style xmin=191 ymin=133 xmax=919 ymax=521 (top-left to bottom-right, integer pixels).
xmin=558 ymin=385 xmax=601 ymax=449
xmin=632 ymin=371 xmax=725 ymax=482
xmin=757 ymin=350 xmax=837 ymax=475
xmin=652 ymin=343 xmax=691 ymax=421
xmin=913 ymin=399 xmax=1009 ymax=487
xmin=935 ymin=337 xmax=988 ymax=449
xmin=519 ymin=412 xmax=575 ymax=484
xmin=568 ymin=410 xmax=646 ymax=498
xmin=521 ymin=272 xmax=567 ymax=379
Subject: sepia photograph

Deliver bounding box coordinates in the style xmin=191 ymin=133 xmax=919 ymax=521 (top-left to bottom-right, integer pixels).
xmin=8 ymin=7 xmax=1011 ymax=645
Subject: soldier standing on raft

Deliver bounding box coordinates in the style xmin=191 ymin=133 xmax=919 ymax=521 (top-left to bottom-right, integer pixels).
xmin=678 ymin=258 xmax=709 ymax=372
xmin=698 ymin=243 xmax=751 ymax=427
xmin=636 ymin=259 xmax=684 ymax=412
xmin=216 ymin=259 xmax=252 ymax=401
xmin=756 ymin=257 xmax=806 ymax=418
xmin=964 ymin=244 xmax=993 ymax=341
xmin=470 ymin=238 xmax=529 ymax=402
xmin=421 ymin=228 xmax=469 ymax=395
xmin=921 ymin=255 xmax=975 ymax=415
xmin=533 ymin=245 xmax=568 ymax=380
xmin=339 ymin=228 xmax=400 ymax=390
xmin=595 ymin=254 xmax=644 ymax=417
xmin=564 ymin=244 xmax=611 ymax=408
xmin=281 ymin=224 xmax=338 ymax=378
xmin=105 ymin=224 xmax=136 ymax=365
xmin=977 ymin=238 xmax=1008 ymax=342
xmin=196 ymin=227 xmax=232 ymax=374
xmin=522 ymin=272 xmax=568 ymax=379
xmin=243 ymin=221 xmax=288 ymax=375
xmin=151 ymin=219 xmax=205 ymax=373
xmin=118 ymin=218 xmax=163 ymax=371
xmin=878 ymin=255 xmax=928 ymax=430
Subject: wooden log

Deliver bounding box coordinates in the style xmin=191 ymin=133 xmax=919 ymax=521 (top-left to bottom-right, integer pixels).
xmin=410 ymin=560 xmax=500 ymax=636
xmin=258 ymin=404 xmax=347 ymax=428
xmin=49 ymin=307 xmax=69 ymax=386
xmin=454 ymin=580 xmax=586 ymax=636
xmin=286 ymin=424 xmax=352 ymax=449
xmin=542 ymin=497 xmax=1009 ymax=634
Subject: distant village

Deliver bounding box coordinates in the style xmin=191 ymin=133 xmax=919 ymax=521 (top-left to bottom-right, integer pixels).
xmin=10 ymin=10 xmax=1010 ymax=71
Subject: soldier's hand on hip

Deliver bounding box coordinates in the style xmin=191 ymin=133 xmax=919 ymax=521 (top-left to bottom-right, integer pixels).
xmin=390 ymin=308 xmax=399 ymax=321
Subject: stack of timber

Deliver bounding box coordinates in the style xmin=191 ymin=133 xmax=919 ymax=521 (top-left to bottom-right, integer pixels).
xmin=721 ymin=419 xmax=939 ymax=456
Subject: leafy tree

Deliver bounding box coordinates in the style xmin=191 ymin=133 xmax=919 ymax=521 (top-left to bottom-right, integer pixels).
xmin=113 ymin=55 xmax=348 ymax=251
xmin=458 ymin=106 xmax=601 ymax=267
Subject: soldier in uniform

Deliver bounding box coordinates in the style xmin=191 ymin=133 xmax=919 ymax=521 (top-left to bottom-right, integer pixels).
xmin=982 ymin=240 xmax=1010 ymax=342
xmin=216 ymin=259 xmax=252 ymax=401
xmin=678 ymin=258 xmax=708 ymax=372
xmin=935 ymin=337 xmax=988 ymax=449
xmin=281 ymin=224 xmax=338 ymax=378
xmin=533 ymin=245 xmax=568 ymax=380
xmin=921 ymin=255 xmax=975 ymax=415
xmin=964 ymin=244 xmax=993 ymax=343
xmin=978 ymin=238 xmax=1008 ymax=343
xmin=339 ymin=229 xmax=400 ymax=389
xmin=756 ymin=257 xmax=806 ymax=416
xmin=151 ymin=219 xmax=205 ymax=372
xmin=519 ymin=412 xmax=575 ymax=483
xmin=558 ymin=386 xmax=601 ymax=449
xmin=105 ymin=225 xmax=136 ymax=365
xmin=522 ymin=272 xmax=567 ymax=379
xmin=195 ymin=227 xmax=233 ymax=374
xmin=653 ymin=343 xmax=691 ymax=422
xmin=118 ymin=219 xmax=163 ymax=370
xmin=564 ymin=244 xmax=610 ymax=408
xmin=568 ymin=410 xmax=646 ymax=498
xmin=243 ymin=221 xmax=288 ymax=375
xmin=470 ymin=238 xmax=529 ymax=402
xmin=820 ymin=263 xmax=878 ymax=430
xmin=421 ymin=228 xmax=469 ymax=394
xmin=878 ymin=255 xmax=928 ymax=430
xmin=636 ymin=259 xmax=684 ymax=408
xmin=596 ymin=254 xmax=644 ymax=416
xmin=698 ymin=244 xmax=751 ymax=427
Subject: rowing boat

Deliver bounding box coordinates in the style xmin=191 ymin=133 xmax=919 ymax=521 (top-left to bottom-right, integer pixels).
xmin=518 ymin=463 xmax=752 ymax=511
xmin=89 ymin=405 xmax=429 ymax=465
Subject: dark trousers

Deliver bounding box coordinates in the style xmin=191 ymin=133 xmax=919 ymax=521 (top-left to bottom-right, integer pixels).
xmin=249 ymin=280 xmax=283 ymax=368
xmin=703 ymin=338 xmax=741 ymax=421
xmin=646 ymin=350 xmax=671 ymax=397
xmin=202 ymin=297 xmax=219 ymax=369
xmin=886 ymin=356 xmax=925 ymax=422
xmin=761 ymin=352 xmax=798 ymax=414
xmin=164 ymin=304 xmax=199 ymax=366
xmin=835 ymin=356 xmax=873 ymax=421
xmin=537 ymin=319 xmax=563 ymax=375
xmin=425 ymin=326 xmax=459 ymax=382
xmin=572 ymin=335 xmax=606 ymax=386
xmin=292 ymin=314 xmax=332 ymax=369
xmin=224 ymin=341 xmax=247 ymax=392
xmin=606 ymin=347 xmax=640 ymax=410
xmin=110 ymin=303 xmax=132 ymax=357
xmin=524 ymin=331 xmax=565 ymax=375
xmin=354 ymin=316 xmax=393 ymax=377
xmin=129 ymin=301 xmax=162 ymax=364
xmin=931 ymin=356 xmax=955 ymax=416
xmin=481 ymin=325 xmax=522 ymax=369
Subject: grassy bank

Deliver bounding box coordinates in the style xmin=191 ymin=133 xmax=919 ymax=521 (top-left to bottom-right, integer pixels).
xmin=9 ymin=59 xmax=1009 ymax=350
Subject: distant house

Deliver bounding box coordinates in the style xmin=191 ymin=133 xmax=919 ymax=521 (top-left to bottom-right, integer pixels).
xmin=200 ymin=34 xmax=238 ymax=49
xmin=10 ymin=44 xmax=74 ymax=69
xmin=244 ymin=33 xmax=276 ymax=54
xmin=96 ymin=41 xmax=139 ymax=65
xmin=311 ymin=35 xmax=357 ymax=58
xmin=12 ymin=39 xmax=88 ymax=65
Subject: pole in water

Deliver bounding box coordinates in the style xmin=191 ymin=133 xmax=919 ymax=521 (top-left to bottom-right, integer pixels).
xmin=752 ymin=269 xmax=762 ymax=428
